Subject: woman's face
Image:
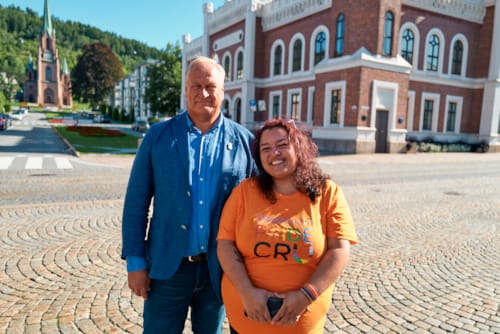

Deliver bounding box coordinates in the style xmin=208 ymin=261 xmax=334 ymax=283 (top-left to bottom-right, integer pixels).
xmin=259 ymin=127 xmax=298 ymax=181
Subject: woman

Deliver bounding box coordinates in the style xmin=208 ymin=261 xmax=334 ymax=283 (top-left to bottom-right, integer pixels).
xmin=217 ymin=119 xmax=357 ymax=334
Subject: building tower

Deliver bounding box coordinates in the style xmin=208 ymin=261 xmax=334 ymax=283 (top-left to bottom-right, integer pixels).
xmin=23 ymin=0 xmax=72 ymax=109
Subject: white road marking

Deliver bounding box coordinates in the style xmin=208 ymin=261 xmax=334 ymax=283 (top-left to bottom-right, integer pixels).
xmin=25 ymin=157 xmax=43 ymax=169
xmin=0 ymin=157 xmax=15 ymax=170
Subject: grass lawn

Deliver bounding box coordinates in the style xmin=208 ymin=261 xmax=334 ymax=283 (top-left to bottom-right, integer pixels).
xmin=54 ymin=126 xmax=139 ymax=154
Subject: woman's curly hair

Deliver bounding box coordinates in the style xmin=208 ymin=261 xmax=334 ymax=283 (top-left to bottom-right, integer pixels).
xmin=251 ymin=119 xmax=329 ymax=204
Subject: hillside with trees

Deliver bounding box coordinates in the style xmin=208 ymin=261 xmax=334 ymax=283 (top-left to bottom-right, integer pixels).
xmin=0 ymin=4 xmax=165 ymax=102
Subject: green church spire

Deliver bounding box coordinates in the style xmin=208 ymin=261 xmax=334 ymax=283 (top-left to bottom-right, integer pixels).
xmin=41 ymin=0 xmax=53 ymax=37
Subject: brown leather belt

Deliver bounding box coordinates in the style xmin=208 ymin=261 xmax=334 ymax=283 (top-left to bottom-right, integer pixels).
xmin=183 ymin=253 xmax=207 ymax=263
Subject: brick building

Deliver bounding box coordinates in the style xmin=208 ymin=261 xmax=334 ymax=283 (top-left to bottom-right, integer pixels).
xmin=23 ymin=0 xmax=72 ymax=109
xmin=181 ymin=0 xmax=499 ymax=153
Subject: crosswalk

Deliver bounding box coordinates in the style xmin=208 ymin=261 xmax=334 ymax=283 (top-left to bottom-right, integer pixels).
xmin=0 ymin=155 xmax=75 ymax=170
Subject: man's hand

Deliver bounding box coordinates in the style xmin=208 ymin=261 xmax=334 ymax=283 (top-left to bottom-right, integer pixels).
xmin=128 ymin=269 xmax=150 ymax=300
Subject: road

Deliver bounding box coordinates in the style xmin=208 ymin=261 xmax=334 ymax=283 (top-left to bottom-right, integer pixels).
xmin=0 ymin=118 xmax=499 ymax=333
xmin=0 ymin=112 xmax=138 ymax=171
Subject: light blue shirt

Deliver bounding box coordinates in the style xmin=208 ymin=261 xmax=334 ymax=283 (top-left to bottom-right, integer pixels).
xmin=126 ymin=115 xmax=224 ymax=272
xmin=186 ymin=115 xmax=223 ymax=256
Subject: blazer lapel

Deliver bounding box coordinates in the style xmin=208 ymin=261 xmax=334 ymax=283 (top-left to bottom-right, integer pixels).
xmin=173 ymin=114 xmax=190 ymax=184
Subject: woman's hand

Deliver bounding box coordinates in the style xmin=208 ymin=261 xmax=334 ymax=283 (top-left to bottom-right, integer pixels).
xmin=240 ymin=288 xmax=274 ymax=323
xmin=270 ymin=290 xmax=310 ymax=326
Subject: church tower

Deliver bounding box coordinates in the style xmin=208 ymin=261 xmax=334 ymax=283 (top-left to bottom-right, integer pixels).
xmin=23 ymin=0 xmax=72 ymax=109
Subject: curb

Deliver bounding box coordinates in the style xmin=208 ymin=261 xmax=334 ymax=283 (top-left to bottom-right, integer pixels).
xmin=51 ymin=126 xmax=80 ymax=157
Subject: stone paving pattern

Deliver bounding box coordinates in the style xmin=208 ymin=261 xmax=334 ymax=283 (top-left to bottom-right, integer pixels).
xmin=0 ymin=153 xmax=498 ymax=333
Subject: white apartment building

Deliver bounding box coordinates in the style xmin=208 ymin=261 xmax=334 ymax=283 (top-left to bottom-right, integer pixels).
xmin=111 ymin=59 xmax=159 ymax=120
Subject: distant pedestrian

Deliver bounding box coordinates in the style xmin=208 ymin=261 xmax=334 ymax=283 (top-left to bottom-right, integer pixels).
xmin=121 ymin=56 xmax=257 ymax=333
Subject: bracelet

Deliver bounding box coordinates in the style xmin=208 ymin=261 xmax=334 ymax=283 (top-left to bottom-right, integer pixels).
xmin=304 ymin=283 xmax=319 ymax=300
xmin=300 ymin=287 xmax=314 ymax=302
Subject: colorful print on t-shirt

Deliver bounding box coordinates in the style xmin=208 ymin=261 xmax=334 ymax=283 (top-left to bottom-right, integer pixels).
xmin=253 ymin=213 xmax=315 ymax=264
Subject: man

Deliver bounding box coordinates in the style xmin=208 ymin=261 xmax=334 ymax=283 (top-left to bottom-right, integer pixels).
xmin=122 ymin=56 xmax=257 ymax=333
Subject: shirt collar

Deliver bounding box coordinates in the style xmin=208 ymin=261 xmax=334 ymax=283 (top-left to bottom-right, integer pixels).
xmin=186 ymin=112 xmax=224 ymax=134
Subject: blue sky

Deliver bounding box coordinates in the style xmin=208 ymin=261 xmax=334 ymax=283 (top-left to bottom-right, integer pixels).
xmin=0 ymin=0 xmax=226 ymax=49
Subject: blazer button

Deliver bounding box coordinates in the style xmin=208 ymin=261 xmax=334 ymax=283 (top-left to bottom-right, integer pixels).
xmin=180 ymin=225 xmax=187 ymax=230
xmin=186 ymin=191 xmax=191 ymax=197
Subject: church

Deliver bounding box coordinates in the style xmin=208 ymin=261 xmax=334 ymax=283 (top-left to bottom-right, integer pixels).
xmin=181 ymin=0 xmax=500 ymax=154
xmin=23 ymin=0 xmax=72 ymax=109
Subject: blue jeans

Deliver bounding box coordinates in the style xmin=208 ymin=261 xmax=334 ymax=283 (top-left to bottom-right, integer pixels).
xmin=143 ymin=261 xmax=225 ymax=334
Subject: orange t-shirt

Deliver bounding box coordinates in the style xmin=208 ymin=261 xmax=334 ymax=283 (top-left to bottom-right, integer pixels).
xmin=217 ymin=178 xmax=357 ymax=334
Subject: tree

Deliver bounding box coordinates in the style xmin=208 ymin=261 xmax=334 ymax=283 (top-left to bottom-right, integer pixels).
xmin=0 ymin=53 xmax=23 ymax=101
xmin=144 ymin=43 xmax=182 ymax=117
xmin=71 ymin=42 xmax=123 ymax=107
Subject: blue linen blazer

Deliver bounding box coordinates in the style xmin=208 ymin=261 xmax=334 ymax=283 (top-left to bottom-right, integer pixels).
xmin=121 ymin=112 xmax=256 ymax=300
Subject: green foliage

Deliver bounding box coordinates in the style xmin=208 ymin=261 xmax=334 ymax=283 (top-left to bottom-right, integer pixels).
xmin=0 ymin=91 xmax=7 ymax=111
xmin=145 ymin=43 xmax=182 ymax=117
xmin=71 ymin=42 xmax=123 ymax=107
xmin=0 ymin=4 xmax=165 ymax=102
xmin=112 ymin=107 xmax=120 ymax=121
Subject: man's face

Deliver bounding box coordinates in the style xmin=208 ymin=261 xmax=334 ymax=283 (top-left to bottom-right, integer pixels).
xmin=185 ymin=62 xmax=224 ymax=121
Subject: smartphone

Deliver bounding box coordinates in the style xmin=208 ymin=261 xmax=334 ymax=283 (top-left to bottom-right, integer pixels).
xmin=267 ymin=296 xmax=283 ymax=318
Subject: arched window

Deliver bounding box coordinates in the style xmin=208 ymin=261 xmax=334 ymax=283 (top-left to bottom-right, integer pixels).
xmin=401 ymin=29 xmax=414 ymax=64
xmin=235 ymin=98 xmax=241 ymax=123
xmin=222 ymin=100 xmax=230 ymax=117
xmin=427 ymin=34 xmax=440 ymax=72
xmin=314 ymin=31 xmax=326 ymax=65
xmin=292 ymin=39 xmax=302 ymax=72
xmin=451 ymin=40 xmax=463 ymax=75
xmin=45 ymin=66 xmax=52 ymax=81
xmin=274 ymin=45 xmax=283 ymax=75
xmin=335 ymin=14 xmax=345 ymax=57
xmin=223 ymin=55 xmax=231 ymax=81
xmin=236 ymin=51 xmax=243 ymax=80
xmin=383 ymin=11 xmax=394 ymax=56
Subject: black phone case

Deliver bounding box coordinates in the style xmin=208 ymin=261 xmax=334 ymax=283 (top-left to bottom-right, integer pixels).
xmin=267 ymin=297 xmax=283 ymax=317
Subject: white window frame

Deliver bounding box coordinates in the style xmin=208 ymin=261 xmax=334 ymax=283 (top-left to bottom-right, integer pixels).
xmin=309 ymin=25 xmax=329 ymax=69
xmin=323 ymin=80 xmax=346 ymax=127
xmin=268 ymin=90 xmax=283 ymax=120
xmin=222 ymin=52 xmax=232 ymax=81
xmin=307 ymin=86 xmax=315 ymax=124
xmin=398 ymin=22 xmax=420 ymax=70
xmin=407 ymin=90 xmax=416 ymax=131
xmin=287 ymin=88 xmax=303 ymax=120
xmin=270 ymin=40 xmax=285 ymax=77
xmin=448 ymin=34 xmax=468 ymax=78
xmin=420 ymin=92 xmax=440 ymax=132
xmin=424 ymin=28 xmax=445 ymax=74
xmin=288 ymin=33 xmax=306 ymax=73
xmin=443 ymin=95 xmax=463 ymax=134
xmin=234 ymin=47 xmax=244 ymax=81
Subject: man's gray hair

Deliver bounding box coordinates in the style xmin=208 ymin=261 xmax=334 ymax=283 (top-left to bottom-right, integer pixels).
xmin=187 ymin=56 xmax=226 ymax=79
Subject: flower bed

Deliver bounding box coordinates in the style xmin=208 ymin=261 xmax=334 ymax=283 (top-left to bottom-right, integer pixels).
xmin=66 ymin=126 xmax=125 ymax=137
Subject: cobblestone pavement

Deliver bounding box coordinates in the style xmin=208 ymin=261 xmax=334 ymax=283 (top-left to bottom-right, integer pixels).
xmin=0 ymin=153 xmax=498 ymax=333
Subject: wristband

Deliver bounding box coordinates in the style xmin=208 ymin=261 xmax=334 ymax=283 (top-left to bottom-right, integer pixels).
xmin=303 ymin=283 xmax=319 ymax=300
xmin=300 ymin=287 xmax=314 ymax=302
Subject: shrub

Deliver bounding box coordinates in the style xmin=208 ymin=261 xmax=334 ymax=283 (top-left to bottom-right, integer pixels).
xmin=66 ymin=126 xmax=125 ymax=137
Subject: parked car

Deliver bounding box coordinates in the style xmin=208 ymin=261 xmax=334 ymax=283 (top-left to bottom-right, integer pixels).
xmin=93 ymin=114 xmax=111 ymax=123
xmin=100 ymin=115 xmax=111 ymax=123
xmin=131 ymin=119 xmax=150 ymax=133
xmin=0 ymin=113 xmax=12 ymax=130
xmin=10 ymin=109 xmax=25 ymax=121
